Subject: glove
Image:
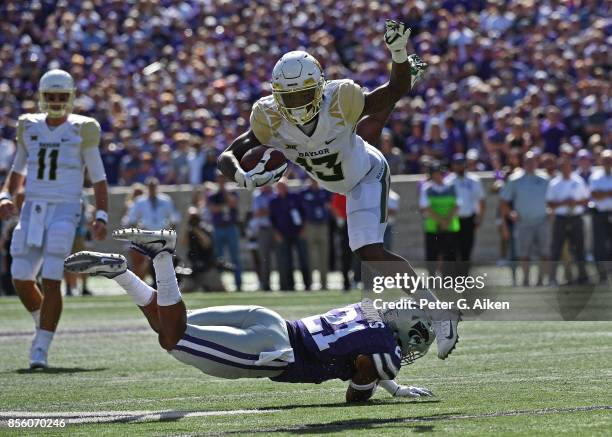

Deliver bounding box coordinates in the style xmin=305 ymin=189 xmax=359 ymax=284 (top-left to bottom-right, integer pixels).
xmin=379 ymin=379 xmax=434 ymax=398
xmin=384 ymin=19 xmax=411 ymax=63
xmin=408 ymin=54 xmax=428 ymax=88
xmin=393 ymin=385 xmax=433 ymax=398
xmin=235 ymin=149 xmax=288 ymax=190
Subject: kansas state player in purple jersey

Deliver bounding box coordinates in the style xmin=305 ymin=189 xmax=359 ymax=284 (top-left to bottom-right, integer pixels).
xmin=65 ymin=229 xmax=435 ymax=402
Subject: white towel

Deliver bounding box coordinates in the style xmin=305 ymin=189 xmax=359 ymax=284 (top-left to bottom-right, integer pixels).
xmin=255 ymin=348 xmax=295 ymax=365
xmin=26 ymin=201 xmax=47 ymax=247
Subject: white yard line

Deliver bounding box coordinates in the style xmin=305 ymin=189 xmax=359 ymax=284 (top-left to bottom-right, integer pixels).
xmin=0 ymin=409 xmax=279 ymax=425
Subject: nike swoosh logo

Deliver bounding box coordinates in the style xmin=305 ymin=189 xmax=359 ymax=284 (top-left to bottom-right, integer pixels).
xmin=325 ymin=137 xmax=337 ymax=145
xmin=446 ymin=322 xmax=454 ymax=339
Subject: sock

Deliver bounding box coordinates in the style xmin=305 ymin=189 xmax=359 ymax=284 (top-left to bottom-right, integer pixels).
xmin=31 ymin=310 xmax=41 ymax=329
xmin=33 ymin=329 xmax=54 ymax=352
xmin=114 ymin=270 xmax=155 ymax=307
xmin=153 ymin=252 xmax=182 ymax=306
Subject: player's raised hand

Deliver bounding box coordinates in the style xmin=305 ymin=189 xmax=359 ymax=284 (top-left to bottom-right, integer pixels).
xmin=0 ymin=199 xmax=16 ymax=220
xmin=393 ymin=385 xmax=434 ymax=398
xmin=384 ymin=20 xmax=411 ymax=62
xmin=408 ymin=54 xmax=428 ymax=88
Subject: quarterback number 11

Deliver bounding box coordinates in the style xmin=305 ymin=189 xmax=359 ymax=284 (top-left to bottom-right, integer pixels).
xmin=37 ymin=148 xmax=59 ymax=180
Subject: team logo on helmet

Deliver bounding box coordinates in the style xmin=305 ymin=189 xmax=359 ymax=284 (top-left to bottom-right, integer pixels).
xmin=271 ymin=51 xmax=325 ymax=126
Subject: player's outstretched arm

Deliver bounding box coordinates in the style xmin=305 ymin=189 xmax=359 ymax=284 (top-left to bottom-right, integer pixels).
xmin=361 ymin=20 xmax=427 ymax=118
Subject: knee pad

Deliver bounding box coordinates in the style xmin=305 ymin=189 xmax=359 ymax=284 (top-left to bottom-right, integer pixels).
xmin=45 ymin=220 xmax=76 ymax=256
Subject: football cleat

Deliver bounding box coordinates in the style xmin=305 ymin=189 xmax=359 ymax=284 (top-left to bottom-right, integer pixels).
xmin=64 ymin=251 xmax=127 ymax=278
xmin=29 ymin=347 xmax=48 ymax=370
xmin=113 ymin=228 xmax=176 ymax=259
xmin=432 ymin=318 xmax=460 ymax=360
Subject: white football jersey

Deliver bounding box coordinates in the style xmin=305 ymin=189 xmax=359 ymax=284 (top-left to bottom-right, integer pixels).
xmin=16 ymin=113 xmax=101 ymax=203
xmin=250 ymin=79 xmax=371 ymax=194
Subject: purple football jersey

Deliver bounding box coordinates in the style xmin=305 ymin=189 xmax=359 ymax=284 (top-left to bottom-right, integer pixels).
xmin=271 ymin=303 xmax=402 ymax=384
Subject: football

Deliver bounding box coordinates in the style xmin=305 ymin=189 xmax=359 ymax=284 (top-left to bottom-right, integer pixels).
xmin=240 ymin=145 xmax=287 ymax=172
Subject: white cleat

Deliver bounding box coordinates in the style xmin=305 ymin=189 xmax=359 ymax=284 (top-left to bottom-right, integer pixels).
xmin=432 ymin=318 xmax=460 ymax=360
xmin=112 ymin=228 xmax=176 ymax=259
xmin=64 ymin=251 xmax=127 ymax=278
xmin=29 ymin=347 xmax=48 ymax=370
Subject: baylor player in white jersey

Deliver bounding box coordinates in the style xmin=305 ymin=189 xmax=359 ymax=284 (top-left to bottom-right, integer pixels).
xmin=219 ymin=20 xmax=460 ymax=359
xmin=0 ymin=69 xmax=109 ymax=369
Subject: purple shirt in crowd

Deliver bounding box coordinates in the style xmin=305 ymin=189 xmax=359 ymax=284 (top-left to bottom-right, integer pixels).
xmin=208 ymin=190 xmax=239 ymax=227
xmin=541 ymin=120 xmax=568 ymax=155
xmin=300 ymin=188 xmax=331 ymax=223
xmin=271 ymin=303 xmax=402 ymax=383
xmin=269 ymin=192 xmax=305 ymax=236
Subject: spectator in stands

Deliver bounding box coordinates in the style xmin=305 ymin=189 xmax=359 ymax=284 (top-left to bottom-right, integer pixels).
xmin=208 ymin=173 xmax=242 ymax=291
xmin=300 ymin=179 xmax=331 ymax=290
xmin=446 ymin=153 xmax=485 ymax=275
xmin=180 ymin=206 xmax=225 ymax=292
xmin=419 ymin=162 xmax=460 ymax=276
xmin=589 ymin=150 xmax=612 ymax=284
xmin=500 ymin=151 xmax=550 ymax=287
xmin=99 ymin=140 xmax=125 ymax=186
xmin=546 ymin=156 xmax=590 ymax=285
xmin=380 ymin=130 xmax=403 ymax=175
xmin=269 ymin=179 xmax=311 ymax=291
xmin=541 ymin=106 xmax=568 ymax=156
xmin=251 ymin=185 xmax=275 ymax=291
xmin=123 ymin=177 xmax=178 ymax=280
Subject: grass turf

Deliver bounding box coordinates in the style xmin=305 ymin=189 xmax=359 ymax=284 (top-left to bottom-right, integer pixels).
xmin=0 ymin=291 xmax=611 ymax=436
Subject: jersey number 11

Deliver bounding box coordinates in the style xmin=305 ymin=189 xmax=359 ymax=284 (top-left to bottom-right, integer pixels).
xmin=37 ymin=148 xmax=59 ymax=181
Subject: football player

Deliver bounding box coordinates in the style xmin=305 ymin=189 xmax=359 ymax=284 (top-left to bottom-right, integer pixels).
xmin=218 ymin=20 xmax=460 ymax=358
xmin=65 ymin=229 xmax=434 ymax=402
xmin=0 ymin=69 xmax=109 ymax=369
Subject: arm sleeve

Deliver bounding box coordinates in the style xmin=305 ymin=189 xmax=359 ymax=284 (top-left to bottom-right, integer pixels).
xmin=82 ymin=146 xmax=106 ymax=183
xmin=11 ymin=118 xmax=28 ymax=175
xmin=337 ymin=80 xmax=366 ymax=126
xmin=250 ymin=102 xmax=273 ymax=144
xmin=371 ymin=352 xmax=400 ymax=380
xmin=499 ymin=180 xmax=513 ymax=202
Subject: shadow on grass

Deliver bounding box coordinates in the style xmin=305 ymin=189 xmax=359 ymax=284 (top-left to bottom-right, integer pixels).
xmin=258 ymin=398 xmax=441 ymax=411
xmin=14 ymin=367 xmax=107 ymax=374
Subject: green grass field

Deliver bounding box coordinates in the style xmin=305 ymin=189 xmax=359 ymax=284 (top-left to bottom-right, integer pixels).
xmin=1 ymin=291 xmax=611 ymax=436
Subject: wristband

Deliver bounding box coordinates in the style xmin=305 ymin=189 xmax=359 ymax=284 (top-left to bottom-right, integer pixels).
xmin=349 ymin=381 xmax=377 ymax=391
xmin=95 ymin=210 xmax=108 ymax=224
xmin=0 ymin=192 xmax=12 ymax=202
xmin=391 ymin=49 xmax=408 ymax=63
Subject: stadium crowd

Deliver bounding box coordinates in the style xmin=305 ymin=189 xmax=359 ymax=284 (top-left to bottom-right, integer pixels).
xmin=0 ymin=1 xmax=610 ymax=294
xmin=0 ymin=0 xmax=609 ymax=183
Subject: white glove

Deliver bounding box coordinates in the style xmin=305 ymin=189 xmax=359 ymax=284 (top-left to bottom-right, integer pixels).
xmin=394 ymin=385 xmax=433 ymax=398
xmin=235 ymin=149 xmax=288 ymax=190
xmin=379 ymin=379 xmax=433 ymax=398
xmin=384 ymin=19 xmax=411 ymax=63
xmin=408 ymin=54 xmax=428 ymax=88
